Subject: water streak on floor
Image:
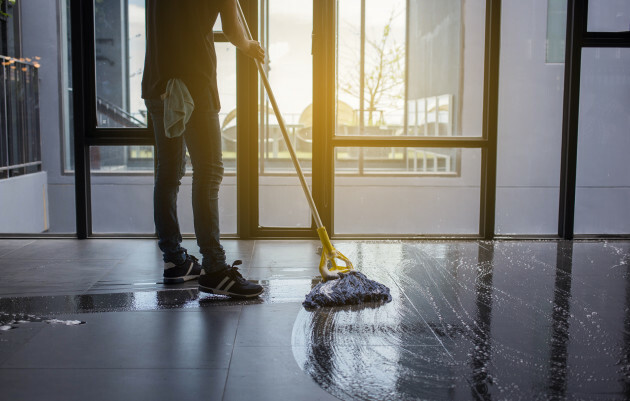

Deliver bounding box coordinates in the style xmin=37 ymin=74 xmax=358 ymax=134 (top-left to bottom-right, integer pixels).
xmin=1 ymin=239 xmax=629 ymax=399
xmin=0 ymin=277 xmax=323 ymax=317
xmin=292 ymin=241 xmax=630 ymax=400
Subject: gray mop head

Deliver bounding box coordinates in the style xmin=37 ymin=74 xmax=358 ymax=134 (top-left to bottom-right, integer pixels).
xmin=303 ymin=271 xmax=392 ymax=309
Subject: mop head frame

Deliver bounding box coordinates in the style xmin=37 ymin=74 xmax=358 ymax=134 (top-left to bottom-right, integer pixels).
xmin=317 ymin=227 xmax=353 ymax=281
xmin=305 ymin=227 xmax=392 ymax=309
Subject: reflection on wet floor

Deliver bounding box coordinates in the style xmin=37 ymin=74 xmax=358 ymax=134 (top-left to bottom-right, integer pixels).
xmin=1 ymin=240 xmax=630 ymax=399
xmin=293 ymin=241 xmax=630 ymax=400
xmin=0 ymin=277 xmax=324 ymax=316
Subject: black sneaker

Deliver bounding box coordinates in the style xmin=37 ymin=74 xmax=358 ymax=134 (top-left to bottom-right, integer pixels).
xmin=198 ymin=260 xmax=263 ymax=298
xmin=163 ymin=254 xmax=203 ymax=284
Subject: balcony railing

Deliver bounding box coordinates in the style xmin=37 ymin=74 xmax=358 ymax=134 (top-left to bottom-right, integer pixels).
xmin=0 ymin=56 xmax=41 ymax=179
xmin=96 ymin=96 xmax=146 ymax=128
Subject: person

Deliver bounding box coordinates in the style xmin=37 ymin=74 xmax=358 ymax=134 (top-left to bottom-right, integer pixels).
xmin=141 ymin=0 xmax=264 ymax=298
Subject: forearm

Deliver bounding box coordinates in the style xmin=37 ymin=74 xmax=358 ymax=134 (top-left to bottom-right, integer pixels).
xmin=220 ymin=0 xmax=250 ymax=50
xmin=220 ymin=0 xmax=265 ymax=62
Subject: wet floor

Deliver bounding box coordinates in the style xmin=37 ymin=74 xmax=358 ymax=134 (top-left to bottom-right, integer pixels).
xmin=293 ymin=241 xmax=630 ymax=400
xmin=0 ymin=239 xmax=629 ymax=400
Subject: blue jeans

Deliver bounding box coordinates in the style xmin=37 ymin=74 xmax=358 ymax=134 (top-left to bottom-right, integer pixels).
xmin=145 ymin=98 xmax=226 ymax=270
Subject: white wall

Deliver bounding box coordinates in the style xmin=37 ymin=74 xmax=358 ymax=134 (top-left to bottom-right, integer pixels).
xmin=0 ymin=172 xmax=49 ymax=232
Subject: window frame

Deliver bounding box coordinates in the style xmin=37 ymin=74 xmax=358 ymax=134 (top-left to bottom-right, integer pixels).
xmin=61 ymin=0 xmax=630 ymax=240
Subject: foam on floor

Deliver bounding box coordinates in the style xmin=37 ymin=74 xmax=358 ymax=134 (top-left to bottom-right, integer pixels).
xmin=45 ymin=319 xmax=84 ymax=326
xmin=293 ymin=241 xmax=630 ymax=400
xmin=302 ymin=271 xmax=392 ymax=308
xmin=0 ymin=312 xmax=84 ymax=332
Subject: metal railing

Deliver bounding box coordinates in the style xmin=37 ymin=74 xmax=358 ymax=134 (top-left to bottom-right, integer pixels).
xmin=96 ymin=96 xmax=145 ymax=128
xmin=0 ymin=56 xmax=41 ymax=179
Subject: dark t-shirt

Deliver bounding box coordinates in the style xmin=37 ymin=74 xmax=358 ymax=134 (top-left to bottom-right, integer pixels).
xmin=141 ymin=0 xmax=223 ymax=112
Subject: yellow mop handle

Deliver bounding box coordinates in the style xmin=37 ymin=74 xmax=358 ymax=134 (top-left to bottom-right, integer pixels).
xmin=236 ymin=1 xmax=352 ymax=280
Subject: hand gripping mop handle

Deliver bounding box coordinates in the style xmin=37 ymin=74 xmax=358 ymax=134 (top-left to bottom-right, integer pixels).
xmin=236 ymin=1 xmax=352 ymax=281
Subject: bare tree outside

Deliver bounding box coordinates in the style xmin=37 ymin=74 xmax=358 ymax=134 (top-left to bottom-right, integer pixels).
xmin=339 ymin=11 xmax=405 ymax=127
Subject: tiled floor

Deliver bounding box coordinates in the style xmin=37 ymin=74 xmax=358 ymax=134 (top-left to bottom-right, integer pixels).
xmin=0 ymin=239 xmax=629 ymax=400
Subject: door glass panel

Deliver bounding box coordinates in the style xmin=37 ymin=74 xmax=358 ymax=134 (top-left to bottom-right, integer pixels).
xmin=587 ymin=0 xmax=630 ymax=32
xmin=258 ymin=0 xmax=313 ymax=228
xmin=94 ymin=0 xmax=147 ymax=128
xmin=495 ymin=0 xmax=565 ymax=234
xmin=575 ymin=48 xmax=630 ymax=234
xmin=89 ymin=145 xmax=238 ymax=235
xmin=90 ymin=5 xmax=238 ymax=234
xmin=90 ymin=146 xmax=154 ymax=234
xmin=90 ymin=26 xmax=238 ymax=234
xmin=336 ymin=0 xmax=486 ymax=137
xmin=90 ymin=42 xmax=238 ymax=235
xmin=334 ymin=148 xmax=480 ymax=235
xmin=217 ymin=43 xmax=238 ymax=174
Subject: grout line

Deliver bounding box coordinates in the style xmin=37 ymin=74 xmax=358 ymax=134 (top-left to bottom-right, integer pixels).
xmin=0 ymin=323 xmax=50 ymax=368
xmin=246 ymin=239 xmax=257 ymax=275
xmin=221 ymin=304 xmax=243 ymax=401
xmin=0 ymin=239 xmax=37 ymax=258
xmin=83 ymin=259 xmax=127 ymax=293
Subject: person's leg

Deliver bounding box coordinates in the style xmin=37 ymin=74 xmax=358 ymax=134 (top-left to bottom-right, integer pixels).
xmin=182 ymin=109 xmax=226 ymax=271
xmin=145 ymin=98 xmax=187 ymax=264
xmin=185 ymin=107 xmax=263 ymax=297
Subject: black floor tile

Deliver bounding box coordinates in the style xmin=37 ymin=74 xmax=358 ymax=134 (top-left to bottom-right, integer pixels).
xmin=224 ymin=345 xmax=338 ymax=401
xmin=220 ymin=239 xmax=256 ymax=262
xmin=290 ymin=241 xmax=630 ymax=400
xmin=292 ymin=344 xmax=468 ymax=401
xmin=0 ymin=320 xmax=47 ymax=366
xmin=235 ymin=303 xmax=302 ymax=347
xmin=0 ymin=240 xmax=629 ymax=400
xmin=0 ymin=368 xmax=228 ymax=401
xmin=0 ymin=259 xmax=114 ymax=297
xmin=0 ymin=239 xmax=35 ymax=258
xmin=5 ymin=239 xmax=143 ymax=260
xmin=2 ymin=309 xmax=240 ymax=369
xmin=88 ymin=250 xmax=165 ymax=291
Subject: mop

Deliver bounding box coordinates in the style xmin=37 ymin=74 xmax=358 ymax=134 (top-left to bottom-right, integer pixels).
xmin=236 ymin=2 xmax=391 ymax=308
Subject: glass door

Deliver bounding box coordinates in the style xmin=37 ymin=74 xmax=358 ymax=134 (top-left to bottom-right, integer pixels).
xmin=257 ymin=0 xmax=314 ymax=229
xmin=86 ymin=0 xmax=238 ymax=235
xmin=332 ymin=0 xmax=489 ymax=236
xmin=70 ymin=0 xmax=503 ymax=239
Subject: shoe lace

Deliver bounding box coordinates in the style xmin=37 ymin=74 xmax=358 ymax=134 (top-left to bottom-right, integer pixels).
xmin=226 ymin=260 xmax=245 ymax=281
xmin=183 ymin=252 xmax=200 ymax=265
